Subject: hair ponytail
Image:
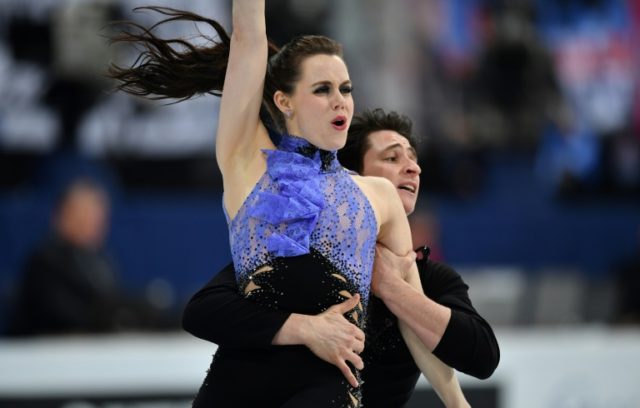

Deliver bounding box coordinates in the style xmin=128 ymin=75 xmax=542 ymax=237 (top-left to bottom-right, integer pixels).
xmin=109 ymin=6 xmax=246 ymax=101
xmin=109 ymin=7 xmax=342 ymax=132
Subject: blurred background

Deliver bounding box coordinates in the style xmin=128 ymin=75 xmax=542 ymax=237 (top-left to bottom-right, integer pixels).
xmin=0 ymin=0 xmax=639 ymax=407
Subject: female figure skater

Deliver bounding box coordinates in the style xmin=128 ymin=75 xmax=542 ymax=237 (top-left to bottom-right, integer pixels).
xmin=110 ymin=2 xmax=456 ymax=406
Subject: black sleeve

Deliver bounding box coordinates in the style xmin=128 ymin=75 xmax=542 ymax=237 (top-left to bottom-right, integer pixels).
xmin=423 ymin=260 xmax=500 ymax=379
xmin=182 ymin=263 xmax=291 ymax=349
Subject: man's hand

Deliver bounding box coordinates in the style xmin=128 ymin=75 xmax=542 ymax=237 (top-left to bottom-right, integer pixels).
xmin=304 ymin=294 xmax=365 ymax=387
xmin=273 ymin=294 xmax=365 ymax=388
xmin=372 ymin=243 xmax=416 ymax=297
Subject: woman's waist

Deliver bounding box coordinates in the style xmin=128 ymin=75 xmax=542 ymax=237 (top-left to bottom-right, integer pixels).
xmin=238 ymin=251 xmax=365 ymax=321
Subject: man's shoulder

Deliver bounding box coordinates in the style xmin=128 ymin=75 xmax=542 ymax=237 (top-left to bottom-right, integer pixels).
xmin=418 ymin=259 xmax=469 ymax=300
xmin=422 ymin=259 xmax=462 ymax=280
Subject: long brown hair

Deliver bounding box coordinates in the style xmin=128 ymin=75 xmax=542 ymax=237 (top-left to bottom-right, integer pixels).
xmin=108 ymin=6 xmax=343 ymax=131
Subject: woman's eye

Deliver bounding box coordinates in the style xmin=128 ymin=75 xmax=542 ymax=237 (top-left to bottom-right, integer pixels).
xmin=340 ymin=86 xmax=353 ymax=94
xmin=313 ymin=86 xmax=330 ymax=94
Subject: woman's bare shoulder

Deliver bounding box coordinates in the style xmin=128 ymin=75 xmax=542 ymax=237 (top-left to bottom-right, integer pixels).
xmin=350 ymin=174 xmax=396 ymax=195
xmin=349 ymin=174 xmax=396 ymax=230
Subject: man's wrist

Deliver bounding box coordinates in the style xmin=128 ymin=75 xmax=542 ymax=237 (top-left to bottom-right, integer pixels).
xmin=272 ymin=313 xmax=309 ymax=346
xmin=376 ymin=273 xmax=411 ymax=302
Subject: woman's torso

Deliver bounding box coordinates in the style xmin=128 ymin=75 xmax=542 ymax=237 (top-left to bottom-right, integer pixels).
xmin=203 ymin=133 xmax=378 ymax=407
xmin=225 ymin=133 xmax=378 ymax=312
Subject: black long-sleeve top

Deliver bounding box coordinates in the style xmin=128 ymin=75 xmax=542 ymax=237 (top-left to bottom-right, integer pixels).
xmin=182 ymin=247 xmax=500 ymax=407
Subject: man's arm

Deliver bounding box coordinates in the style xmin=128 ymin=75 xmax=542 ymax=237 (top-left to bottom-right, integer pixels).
xmin=426 ymin=259 xmax=500 ymax=379
xmin=182 ymin=263 xmax=366 ymax=387
xmin=372 ymin=244 xmax=450 ymax=351
xmin=394 ymin=262 xmax=469 ymax=407
xmin=182 ymin=262 xmax=290 ymax=348
xmin=372 ymin=246 xmax=500 ymax=379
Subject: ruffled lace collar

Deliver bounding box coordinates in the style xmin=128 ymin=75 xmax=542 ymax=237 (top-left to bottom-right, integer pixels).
xmin=276 ymin=133 xmax=342 ymax=173
xmin=247 ymin=133 xmax=342 ymax=257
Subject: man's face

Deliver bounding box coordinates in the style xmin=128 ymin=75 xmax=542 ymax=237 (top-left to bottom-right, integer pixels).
xmin=361 ymin=130 xmax=421 ymax=215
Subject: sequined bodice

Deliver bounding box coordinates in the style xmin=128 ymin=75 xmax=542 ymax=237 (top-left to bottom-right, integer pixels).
xmin=224 ymin=133 xmax=378 ymax=303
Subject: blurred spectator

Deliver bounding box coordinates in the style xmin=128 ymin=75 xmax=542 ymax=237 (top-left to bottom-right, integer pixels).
xmin=534 ymin=0 xmax=637 ymax=197
xmin=469 ymin=3 xmax=563 ymax=152
xmin=6 ymin=178 xmax=169 ymax=336
xmin=535 ymin=0 xmax=634 ymax=137
xmin=534 ymin=105 xmax=601 ymax=197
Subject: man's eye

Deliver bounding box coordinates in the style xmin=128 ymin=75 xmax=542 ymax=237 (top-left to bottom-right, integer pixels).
xmin=384 ymin=156 xmax=397 ymax=162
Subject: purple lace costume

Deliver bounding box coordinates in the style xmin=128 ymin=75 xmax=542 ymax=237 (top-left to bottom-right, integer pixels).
xmin=226 ymin=133 xmax=377 ymax=306
xmin=198 ymin=133 xmax=377 ymax=408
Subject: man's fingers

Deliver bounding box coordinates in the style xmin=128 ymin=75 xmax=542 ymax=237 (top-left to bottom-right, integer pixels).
xmin=346 ymin=351 xmax=364 ymax=371
xmin=331 ymin=293 xmax=360 ymax=314
xmin=352 ymin=338 xmax=365 ymax=354
xmin=337 ymin=361 xmax=359 ymax=388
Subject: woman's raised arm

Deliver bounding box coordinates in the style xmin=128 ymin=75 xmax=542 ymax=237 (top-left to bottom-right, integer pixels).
xmin=216 ymin=0 xmax=273 ymax=205
xmin=216 ymin=0 xmax=273 ymax=218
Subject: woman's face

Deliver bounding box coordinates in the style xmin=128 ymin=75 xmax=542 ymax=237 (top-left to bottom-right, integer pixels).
xmin=284 ymin=54 xmax=354 ymax=151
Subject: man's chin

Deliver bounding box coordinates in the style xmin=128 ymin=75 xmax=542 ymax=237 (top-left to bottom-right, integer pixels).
xmin=403 ymin=203 xmax=415 ymax=216
xmin=398 ymin=190 xmax=417 ymax=216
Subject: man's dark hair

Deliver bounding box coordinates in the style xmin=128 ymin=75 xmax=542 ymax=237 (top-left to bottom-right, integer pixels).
xmin=338 ymin=108 xmax=417 ymax=173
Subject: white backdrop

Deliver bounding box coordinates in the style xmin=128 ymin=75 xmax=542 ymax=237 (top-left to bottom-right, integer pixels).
xmin=1 ymin=327 xmax=640 ymax=408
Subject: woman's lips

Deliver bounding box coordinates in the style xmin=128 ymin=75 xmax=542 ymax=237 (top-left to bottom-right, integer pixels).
xmin=331 ymin=116 xmax=347 ymax=130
